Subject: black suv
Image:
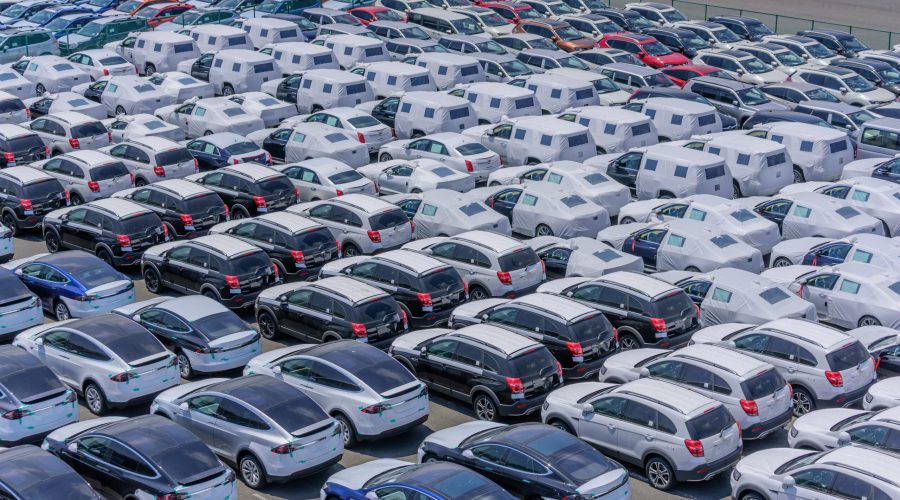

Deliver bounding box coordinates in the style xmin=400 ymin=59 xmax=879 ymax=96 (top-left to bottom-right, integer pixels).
xmin=188 ymin=163 xmax=298 ymax=219
xmin=389 ymin=324 xmax=562 ymax=421
xmin=449 ymin=292 xmax=616 ymax=380
xmin=0 ymin=166 xmax=67 ymax=235
xmin=42 ymin=198 xmax=167 ymax=266
xmin=0 ymin=124 xmax=45 ymax=169
xmin=643 ymin=27 xmax=711 ymax=58
xmin=254 ymin=275 xmax=409 ymax=347
xmin=273 ymin=73 xmax=302 ymax=103
xmin=319 ymin=249 xmax=467 ymax=327
xmin=797 ymin=29 xmax=869 ymax=57
xmin=141 ymin=234 xmax=280 ymax=309
xmin=707 ymin=15 xmax=774 ymax=41
xmin=115 ymin=179 xmax=228 ymax=239
xmin=212 ymin=211 xmax=340 ymax=282
xmin=538 ymin=271 xmax=698 ymax=350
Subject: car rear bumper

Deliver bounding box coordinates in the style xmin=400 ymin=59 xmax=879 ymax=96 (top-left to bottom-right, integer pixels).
xmin=498 ymin=392 xmax=552 ymax=417
xmin=563 ymin=355 xmax=608 ymax=381
xmin=358 ymin=413 xmax=428 ymax=441
xmin=742 ymin=406 xmax=792 ymax=440
xmin=819 ymin=381 xmax=874 ymax=409
xmin=267 ymin=453 xmax=343 ymax=484
xmin=675 ymin=445 xmax=742 ymax=482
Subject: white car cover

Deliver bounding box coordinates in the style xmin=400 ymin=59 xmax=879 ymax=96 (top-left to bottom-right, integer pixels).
xmin=480 ymin=183 xmax=610 ymax=238
xmin=691 ymin=132 xmax=793 ymax=196
xmin=383 ymin=191 xmax=512 ymax=238
xmin=526 ymin=235 xmax=643 ymax=277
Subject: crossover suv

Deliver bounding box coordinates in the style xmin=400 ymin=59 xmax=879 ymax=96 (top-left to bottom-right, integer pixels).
xmin=141 ymin=234 xmax=280 ymax=309
xmin=0 ymin=166 xmax=67 ymax=235
xmin=104 ymin=136 xmax=198 ymax=186
xmin=25 ymin=111 xmax=111 ymax=156
xmin=788 ymin=405 xmax=900 ymax=452
xmin=187 ymin=163 xmax=298 ymax=219
xmin=0 ymin=124 xmax=48 ymax=168
xmin=449 ymin=292 xmax=616 ymax=380
xmin=538 ymin=271 xmax=699 ymax=350
xmin=389 ymin=324 xmax=562 ymax=421
xmin=33 ymin=150 xmax=133 ymax=205
xmin=254 ymin=275 xmax=409 ymax=347
xmin=541 ymin=378 xmax=742 ymax=491
xmin=112 ymin=179 xmax=228 ymax=240
xmin=320 ymin=249 xmax=467 ymax=328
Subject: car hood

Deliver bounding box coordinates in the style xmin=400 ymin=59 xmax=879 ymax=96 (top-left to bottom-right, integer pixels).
xmin=154 ymin=378 xmax=228 ymax=405
xmin=60 ymin=33 xmax=91 ymax=45
xmin=390 ymin=328 xmax=452 ymax=351
xmin=536 ymin=276 xmax=592 ymax=294
xmin=546 ymin=381 xmax=618 ymax=404
xmin=759 ymin=265 xmax=818 ymax=286
xmin=450 ymin=298 xmax=508 ymax=321
xmin=257 ymin=282 xmax=312 ymax=302
xmin=793 ymin=408 xmax=866 ymax=434
xmin=689 ymin=322 xmax=753 ymax=345
xmin=424 ymin=421 xmax=505 ymax=449
xmin=603 ymin=348 xmax=669 ymax=371
xmin=244 ymin=345 xmax=311 ymax=372
xmin=736 ymin=448 xmax=815 ymax=477
xmin=326 ymin=459 xmax=411 ymax=491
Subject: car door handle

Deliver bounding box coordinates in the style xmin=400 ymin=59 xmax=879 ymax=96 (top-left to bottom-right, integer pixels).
xmin=817 ymin=293 xmax=826 ymax=298
xmin=786 ymin=366 xmax=796 ymax=373
xmin=58 ymin=355 xmax=70 ymax=359
xmin=606 ymin=424 xmax=615 ymax=430
xmin=644 ymin=434 xmax=654 ymax=441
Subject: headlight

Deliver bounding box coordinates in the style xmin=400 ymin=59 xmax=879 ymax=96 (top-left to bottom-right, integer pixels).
xmin=790 ymin=427 xmax=798 ymax=438
xmin=732 ymin=468 xmax=741 ymax=481
xmin=865 ymin=393 xmax=874 ymax=403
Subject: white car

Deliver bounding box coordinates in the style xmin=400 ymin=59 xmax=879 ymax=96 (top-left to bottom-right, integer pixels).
xmin=15 ymin=56 xmax=89 ymax=95
xmin=0 ymin=67 xmax=35 ymax=100
xmin=787 ymin=406 xmax=900 ymax=452
xmin=358 ymin=159 xmax=474 ymax=194
xmin=66 ymin=50 xmax=135 ymax=81
xmin=769 ymin=234 xmax=900 ymax=272
xmin=741 ymin=192 xmax=884 ymax=240
xmin=103 ymin=113 xmax=185 ymax=143
xmin=864 ymin=377 xmax=900 ymax=410
xmin=378 ymin=132 xmax=501 ymax=183
xmin=292 ymin=107 xmax=393 ymax=154
xmin=74 ymin=75 xmax=175 ymax=117
xmin=271 ymin=158 xmax=376 ymax=201
xmin=155 ymin=96 xmax=264 ymax=139
xmin=25 ymin=92 xmax=106 ymax=120
xmin=147 ymin=71 xmax=215 ymax=101
xmin=527 ymin=235 xmax=643 ymax=278
xmin=781 ymin=177 xmax=900 ymax=236
xmin=249 ymin=123 xmax=369 ymax=168
xmin=227 ymin=91 xmax=296 ymax=128
xmin=840 ymin=154 xmax=900 ymax=180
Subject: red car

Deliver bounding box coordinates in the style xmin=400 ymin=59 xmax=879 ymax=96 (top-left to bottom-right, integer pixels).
xmin=661 ymin=64 xmax=735 ymax=87
xmin=597 ymin=33 xmax=690 ymax=68
xmin=134 ymin=2 xmax=193 ymax=27
xmin=349 ymin=6 xmax=406 ymax=25
xmin=476 ymin=1 xmax=541 ymax=24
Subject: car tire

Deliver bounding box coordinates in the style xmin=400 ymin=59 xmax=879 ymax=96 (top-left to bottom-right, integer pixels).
xmin=732 ymin=181 xmax=742 ymax=199
xmin=421 ymin=453 xmax=440 ymax=463
xmin=44 ymin=230 xmax=60 ymax=253
xmin=535 ymin=224 xmax=553 ymax=237
xmin=685 ymin=266 xmax=700 ymax=272
xmin=645 ymin=456 xmax=675 ymax=491
xmin=143 ymin=267 xmax=162 ymax=294
xmin=239 ymin=454 xmax=267 ymax=489
xmin=54 ymin=301 xmax=71 ymax=321
xmin=84 ymin=382 xmax=107 ymax=416
xmin=202 ymin=289 xmax=219 ymax=303
xmin=257 ymin=311 xmax=279 ymax=340
xmin=792 ymin=386 xmax=815 ymax=417
xmin=379 ymin=153 xmax=392 ymax=162
xmin=858 ymin=315 xmax=881 ymax=327
xmin=411 ymin=130 xmax=424 ymax=139
xmin=322 ymin=331 xmax=341 ymax=343
xmin=473 ymin=393 xmax=499 ymax=421
xmin=658 ymin=191 xmax=675 ymax=199
xmin=2 ymin=213 xmax=17 ymax=236
xmin=772 ymin=257 xmax=792 ymax=268
xmin=36 ymin=84 xmax=46 ymax=96
xmin=134 ymin=177 xmax=147 ymax=187
xmin=96 ymin=248 xmax=113 ymax=266
xmin=115 ymin=105 xmax=126 ymax=116
xmin=468 ymin=285 xmax=488 ymax=301
xmin=203 ymin=130 xmax=213 ymax=136
xmin=410 ymin=188 xmax=422 ymax=193
xmin=793 ymin=167 xmax=805 ymax=184
xmin=176 ymin=351 xmax=193 ymax=379
xmin=223 ymin=83 xmax=235 ymax=96
xmin=69 ymin=193 xmax=84 ymax=206
xmin=144 ymin=63 xmax=156 ymax=76
xmin=618 ymin=332 xmax=640 ymax=351
xmin=740 ymin=491 xmax=765 ymax=500
xmin=334 ymin=413 xmax=357 ymax=448
xmin=342 ymin=243 xmax=360 ymax=257
xmin=231 ymin=205 xmax=249 ymax=219
xmin=548 ymin=419 xmax=573 ymax=434
xmin=619 ymin=216 xmax=635 ymax=224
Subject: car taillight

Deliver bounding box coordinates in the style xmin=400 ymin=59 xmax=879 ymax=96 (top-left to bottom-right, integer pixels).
xmin=465 ymin=159 xmax=473 ymax=172
xmin=193 ymin=158 xmax=199 ymax=171
xmin=107 ymin=131 xmax=112 ymax=142
xmin=64 ymin=190 xmax=70 ymax=204
xmin=361 ymin=403 xmax=388 ymax=414
xmin=265 ymin=151 xmax=272 ymax=165
xmin=506 ymin=377 xmax=524 ymax=394
xmin=417 ymin=292 xmax=432 ymax=306
xmin=694 ymin=304 xmax=700 ymax=319
xmin=873 ymin=354 xmax=881 ymax=371
xmin=613 ymin=327 xmax=619 ymax=344
xmin=539 ymin=259 xmax=545 ymax=274
xmin=825 ymin=370 xmax=843 ymax=387
xmin=684 ymin=439 xmax=704 ymax=457
xmin=87 ymin=181 xmax=100 ymax=192
xmin=409 ymin=219 xmax=415 ymax=233
xmin=272 ymin=262 xmax=279 ymax=280
xmin=293 ymin=187 xmax=300 ymax=199
xmin=223 ymin=204 xmax=230 ymax=219
xmin=2 ymin=408 xmax=28 ymax=419
xmin=3 ymin=152 xmax=14 ymax=163
xmin=68 ymin=138 xmax=80 ymax=149
xmin=290 ymin=250 xmax=305 ymax=263
xmin=179 ymin=213 xmax=194 ymax=226
xmin=497 ymin=271 xmax=512 ymax=285
xmin=735 ymin=419 xmax=742 ymax=439
xmin=270 ymin=443 xmax=298 ymax=454
xmin=129 ymin=172 xmax=134 ymax=185
xmin=157 ymin=493 xmax=189 ymax=500
xmin=566 ymin=341 xmax=583 ymax=357
xmin=797 ymin=283 xmax=806 ymax=298
xmin=43 ymin=145 xmax=49 ymax=157
xmin=351 ymin=322 xmax=367 ymax=338
xmin=739 ymin=399 xmax=758 ymax=416
xmin=650 ymin=317 xmax=667 ymax=332
xmin=555 ymin=360 xmax=563 ymax=378
xmin=335 ymin=188 xmax=344 ymax=196
xmin=367 ymin=229 xmax=381 ymax=242
xmin=24 ymin=108 xmax=30 ymax=119
xmin=116 ymin=234 xmax=131 ymax=248
xmin=109 ymin=372 xmax=136 ymax=382
xmin=356 ymin=132 xmax=366 ymax=143
xmin=233 ymin=158 xmax=240 ymax=165
xmin=225 ymin=275 xmax=240 ymax=290
xmin=335 ymin=240 xmax=341 ymax=255
xmin=153 ymin=165 xmax=166 ymax=177
xmin=253 ymin=196 xmax=266 ymax=208
xmin=20 ymin=199 xmax=32 ymax=211
xmin=161 ymin=224 xmax=168 ymax=239
xmin=463 ymin=281 xmax=469 ymax=297
xmin=103 ymin=68 xmax=109 ymax=76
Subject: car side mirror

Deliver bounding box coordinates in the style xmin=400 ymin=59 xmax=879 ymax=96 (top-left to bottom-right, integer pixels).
xmin=837 ymin=431 xmax=851 ymax=446
xmin=592 ymin=30 xmax=600 ymax=37
xmin=736 ymin=69 xmax=744 ymax=75
xmin=485 ymin=129 xmax=494 ymax=136
xmin=581 ymin=403 xmax=593 ymax=414
xmin=461 ymin=449 xmax=475 ymax=460
xmin=725 ymin=340 xmax=736 ymax=348
xmin=782 ymin=475 xmax=796 ymax=489
xmin=34 ymin=337 xmax=44 ymax=346
xmin=403 ymin=144 xmax=410 ymax=150
xmin=732 ymin=100 xmax=740 ymax=106
xmin=802 ymin=53 xmax=809 ymax=59
xmin=481 ymin=313 xmax=489 ymax=320
xmin=66 ymin=442 xmax=78 ymax=454
xmin=639 ymin=367 xmax=651 ymax=378
xmin=365 ymin=492 xmax=379 ymax=500
xmin=420 ymin=346 xmax=428 ymax=358
xmin=771 ymin=61 xmax=780 ymax=67
xmin=445 ymin=29 xmax=453 ymax=34
xmin=178 ymin=402 xmax=189 ymax=412
xmin=272 ymin=365 xmax=282 ymax=374
xmin=841 ymin=88 xmax=848 ymax=94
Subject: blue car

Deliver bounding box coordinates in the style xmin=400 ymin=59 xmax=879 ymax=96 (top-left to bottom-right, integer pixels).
xmin=0 ymin=267 xmax=42 ymax=341
xmin=321 ymin=460 xmax=516 ymax=500
xmin=7 ymin=250 xmax=135 ymax=321
xmin=75 ymin=0 xmax=125 ymax=14
xmin=185 ymin=133 xmax=270 ymax=170
xmin=38 ymin=12 xmax=99 ymax=39
xmin=15 ymin=5 xmax=92 ymax=29
xmin=243 ymin=0 xmax=321 ymax=17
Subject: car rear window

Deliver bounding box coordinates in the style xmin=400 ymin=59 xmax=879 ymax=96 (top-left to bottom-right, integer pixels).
xmin=730 ymin=209 xmax=756 ymax=222
xmin=632 ymin=123 xmax=651 ymax=136
xmin=70 ymin=121 xmax=107 ymax=138
xmin=567 ymin=133 xmax=589 ymax=148
xmin=419 ymin=267 xmax=462 ymax=293
xmin=254 ymin=62 xmax=275 ymax=73
xmin=710 ymin=234 xmax=738 ymax=248
xmin=766 ymin=152 xmax=786 ymax=166
xmin=230 ymin=250 xmax=273 ymax=275
xmin=144 ymin=436 xmax=222 ymax=485
xmin=313 ymin=54 xmax=334 ymax=65
xmin=22 ymin=178 xmax=64 ymax=199
xmin=0 ymin=98 xmax=23 ymax=113
xmin=52 ymin=64 xmax=75 ymax=72
xmin=105 ymin=328 xmax=166 ymax=363
xmin=156 ymin=148 xmax=193 ymax=166
xmin=508 ymin=346 xmax=556 ymax=378
xmin=460 ymin=64 xmax=479 ymax=76
xmin=346 ymin=83 xmax=368 ymax=95
xmin=325 ymin=132 xmax=349 ymax=143
xmin=173 ymin=43 xmax=194 ymax=54
xmin=6 ymin=134 xmax=43 ymax=153
xmin=759 ymin=287 xmax=790 ymax=304
xmin=257 ymin=175 xmax=294 ymax=196
xmin=248 ymin=389 xmax=327 ymax=433
xmin=133 ymin=83 xmax=155 ymax=93
xmin=357 ymin=296 xmax=398 ymax=323
xmin=321 ymin=345 xmax=415 ymax=395
xmin=498 ymin=247 xmax=539 ymax=272
xmin=826 ymin=341 xmax=869 ymax=371
xmin=184 ymin=193 xmax=224 ymax=215
xmin=225 ymin=141 xmax=260 ymax=155
xmin=368 ymin=208 xmax=409 ymax=230
xmin=830 ymin=140 xmax=848 ymax=153
xmin=89 ymin=162 xmax=129 ymax=181
xmin=71 ymin=264 xmax=123 ymax=290
xmin=650 ymin=290 xmax=693 ymax=319
xmin=560 ymin=195 xmax=586 ymax=207
xmin=740 ymin=368 xmax=786 ymax=400
xmin=456 ymin=143 xmax=488 ymax=155
xmin=292 ymin=227 xmax=334 ymax=251
xmin=458 ymin=202 xmax=486 ymax=216
xmin=0 ymin=365 xmax=66 ymax=404
xmin=524 ymin=429 xmax=613 ymax=483
xmin=686 ymin=405 xmax=733 ymax=440
xmin=347 ymin=115 xmax=380 ymax=128
xmin=222 ymin=108 xmax=246 ymax=117
xmin=192 ymin=311 xmax=249 ymax=342
xmin=698 ymin=114 xmax=716 ymax=126
xmin=448 ymin=106 xmax=469 ymax=120
xmin=568 ymin=314 xmax=611 ymax=342
xmin=328 ymin=170 xmax=364 ymax=184
xmin=119 ymin=212 xmax=160 ymax=235
xmin=705 ymin=164 xmax=726 ymax=179
xmin=835 ymin=206 xmax=860 ymax=219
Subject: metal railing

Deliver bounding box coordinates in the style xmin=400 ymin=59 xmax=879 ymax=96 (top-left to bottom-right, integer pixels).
xmin=607 ymin=0 xmax=900 ymax=49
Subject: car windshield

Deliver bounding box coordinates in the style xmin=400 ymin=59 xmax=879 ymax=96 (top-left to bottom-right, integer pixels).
xmin=843 ymin=74 xmax=875 ymax=91
xmin=592 ymin=77 xmax=620 ymax=94
xmin=119 ymin=212 xmax=160 ymax=235
xmin=646 ymin=72 xmax=674 ymax=87
xmin=741 ymin=368 xmax=786 ymax=400
xmin=357 ymin=296 xmax=398 ymax=323
xmin=497 ymin=247 xmax=539 ymax=271
xmin=710 ymin=234 xmax=739 ymax=248
xmin=333 ymin=13 xmax=361 ymax=25
xmin=0 ymin=365 xmax=66 ymax=403
xmin=525 ymin=428 xmax=614 ymax=482
xmin=1 ymin=4 xmax=28 ymax=17
xmin=759 ymin=287 xmax=790 ymax=304
xmin=27 ymin=10 xmax=55 ymax=24
xmin=400 ymin=26 xmax=429 ymax=39
xmin=500 ymin=59 xmax=531 ymax=76
xmin=117 ymin=0 xmax=141 ymax=11
xmin=192 ymin=311 xmax=249 ymax=341
xmin=369 ymin=208 xmax=409 ymax=230
xmin=774 ymin=49 xmax=805 ymax=66
xmin=643 ymin=41 xmax=671 ymax=56
xmin=842 ymin=37 xmax=868 ymax=52
xmin=99 ymin=56 xmax=128 ymax=66
xmin=292 ymin=226 xmax=333 ymax=251
xmin=661 ymin=9 xmax=687 ymax=22
xmin=135 ymin=8 xmax=161 ymax=18
xmin=685 ymin=405 xmax=733 ymax=439
xmin=45 ymin=17 xmax=76 ymax=30
xmin=848 ymin=109 xmax=878 ymax=126
xmin=456 ymin=143 xmax=489 ymax=155
xmin=529 ymin=37 xmax=557 ymax=51
xmin=420 ymin=43 xmax=448 ymax=53
xmin=171 ymin=11 xmax=201 ymax=24
xmin=559 ymin=55 xmax=590 ymax=71
xmin=478 ymin=12 xmax=506 ymax=27
xmin=377 ymin=9 xmax=403 ymax=21
xmin=328 ymin=170 xmax=364 ymax=185
xmin=225 ymin=141 xmax=260 ymax=155
xmin=712 ymin=27 xmax=740 ymax=43
xmin=741 ymin=57 xmax=770 ymax=74
xmin=869 ymin=335 xmax=900 ymax=351
xmin=746 ymin=22 xmax=774 ymax=37
xmin=729 ymin=209 xmax=756 ymax=222
xmin=681 ymin=33 xmax=711 ymax=49
xmin=805 ymin=42 xmax=834 ymax=58
xmin=22 ymin=179 xmax=64 ymax=199
xmin=556 ymin=25 xmax=583 ymax=41
xmin=876 ymin=67 xmax=900 ymax=84
xmin=777 ymin=451 xmax=825 ymax=474
xmin=827 ymin=341 xmax=869 ymax=371
xmin=628 ymin=14 xmax=652 ymax=29
xmin=509 ymin=346 xmax=556 ymax=378
xmin=737 ymin=87 xmax=770 ymax=105
xmin=71 ymin=121 xmax=107 ymax=138
xmin=476 ymin=39 xmax=505 ymax=54
xmin=805 ymin=87 xmax=839 ymax=102
xmin=452 ymin=18 xmax=483 ymax=36
xmin=569 ymin=314 xmax=611 ymax=342
xmin=517 ymin=7 xmax=541 ymax=18
xmin=231 ymin=250 xmax=272 ymax=275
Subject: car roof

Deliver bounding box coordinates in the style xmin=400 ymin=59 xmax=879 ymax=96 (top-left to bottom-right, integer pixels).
xmin=89 ymin=198 xmax=149 ymax=218
xmin=374 ymin=249 xmax=444 ymax=274
xmin=0 ymin=124 xmax=33 ymax=139
xmin=671 ymin=344 xmax=770 ymax=377
xmin=91 ymin=414 xmax=203 ymax=454
xmin=330 ymin=193 xmax=395 ymax=214
xmin=453 ymin=324 xmax=540 ymax=355
xmin=602 ymin=62 xmax=660 ymax=76
xmin=403 ymin=91 xmax=468 ymax=106
xmin=136 ymin=31 xmax=193 ymax=43
xmin=191 ymin=234 xmax=260 ymax=258
xmin=312 ymin=275 xmax=386 ymax=303
xmin=215 ymin=49 xmax=273 ymax=64
xmin=600 ymin=271 xmax=680 ymax=298
xmin=304 ymin=68 xmax=367 ymax=83
xmin=758 ymin=318 xmax=851 ymax=350
xmin=614 ymin=378 xmax=717 ymax=414
xmin=815 ymin=446 xmax=900 ymax=487
xmin=794 ymin=101 xmax=861 ymax=114
xmin=453 ymin=230 xmax=523 ymax=254
xmin=512 ymin=293 xmax=596 ymax=322
xmin=153 ymin=179 xmax=212 ymax=199
xmin=255 ymin=211 xmax=321 ymax=233
xmin=48 ymin=111 xmax=98 ymax=125
xmin=691 ymin=75 xmax=753 ymax=90
xmin=223 ymin=163 xmax=280 ymax=181
xmin=0 ymin=344 xmax=46 ymax=381
xmin=644 ymin=97 xmax=714 ymax=113
xmin=156 ymin=295 xmax=228 ymax=322
xmin=130 ymin=135 xmax=184 ymax=151
xmin=0 ymin=166 xmax=53 ymax=184
xmin=66 ymin=150 xmax=116 ymax=165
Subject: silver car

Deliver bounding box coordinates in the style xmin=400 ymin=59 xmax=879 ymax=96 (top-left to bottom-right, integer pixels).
xmin=65 ymin=50 xmax=135 ymax=81
xmin=792 ymin=66 xmax=895 ymax=106
xmin=358 ymin=159 xmax=474 ymax=195
xmin=294 ymin=107 xmax=393 ymax=155
xmin=16 ymin=56 xmax=88 ymax=95
xmin=377 ymin=132 xmax=501 ymax=183
xmin=24 ymin=92 xmax=106 ymax=120
xmin=383 ymin=190 xmax=512 ymax=238
xmin=73 ymin=75 xmax=176 ymax=117
xmin=156 ymin=96 xmax=265 ymax=139
xmin=527 ymin=235 xmax=643 ymax=278
xmin=103 ymin=136 xmax=197 ymax=186
xmin=244 ymin=341 xmax=429 ymax=448
xmin=147 ymin=71 xmax=216 ymax=101
xmin=248 ymin=124 xmax=369 ymax=168
xmin=228 ymin=92 xmax=296 ymax=128
xmin=152 ymin=375 xmax=343 ymax=489
xmin=770 ymin=234 xmax=900 ymax=271
xmin=272 ymin=158 xmax=375 ymax=202
xmin=863 ymin=377 xmax=900 ymax=411
xmin=24 ymin=111 xmax=112 ymax=156
xmin=782 ymin=177 xmax=900 ymax=237
xmin=31 ymin=150 xmax=132 ymax=205
xmin=13 ymin=314 xmax=178 ymax=415
xmin=787 ymin=405 xmax=900 ymax=452
xmin=103 ymin=114 xmax=185 ymax=143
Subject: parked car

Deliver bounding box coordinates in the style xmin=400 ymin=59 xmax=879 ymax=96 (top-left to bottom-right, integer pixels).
xmin=788 ymin=405 xmax=900 ymax=451
xmin=0 ymin=166 xmax=67 ymax=235
xmin=358 ymin=159 xmax=474 ymax=194
xmin=184 ymin=132 xmax=271 ymax=170
xmin=527 ymin=235 xmax=643 ymax=278
xmin=384 ymin=190 xmax=512 ymax=238
xmin=31 ymin=150 xmax=132 ymax=205
xmin=104 ymin=136 xmax=196 ymax=186
xmin=0 ymin=445 xmax=99 ymax=498
xmin=24 ymin=111 xmax=111 ymax=156
xmin=378 ymin=132 xmax=501 ymax=183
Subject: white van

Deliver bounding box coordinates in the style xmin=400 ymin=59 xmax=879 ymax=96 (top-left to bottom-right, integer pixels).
xmin=260 ymin=41 xmax=339 ymax=76
xmin=413 ymin=52 xmax=486 ymax=90
xmin=350 ymin=61 xmax=436 ymax=98
xmin=206 ymin=50 xmax=279 ymax=95
xmin=315 ymin=34 xmax=391 ymax=69
xmin=241 ymin=18 xmax=304 ymax=49
xmin=687 ymin=132 xmax=793 ymax=197
xmin=746 ymin=122 xmax=853 ymax=182
xmin=513 ymin=73 xmax=598 ymax=115
xmin=187 ymin=25 xmax=253 ymax=53
xmin=393 ymin=91 xmax=476 ymax=138
xmin=295 ymin=69 xmax=375 ymax=113
xmin=125 ymin=32 xmax=200 ymax=76
xmin=558 ymin=106 xmax=658 ymax=154
xmin=544 ymin=68 xmax=631 ymax=106
xmin=623 ymin=97 xmax=722 ymax=141
xmin=448 ymin=82 xmax=540 ymax=124
xmin=465 ymin=116 xmax=596 ymax=165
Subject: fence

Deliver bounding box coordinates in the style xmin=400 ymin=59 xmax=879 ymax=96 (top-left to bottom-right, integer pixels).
xmin=606 ymin=0 xmax=900 ymax=49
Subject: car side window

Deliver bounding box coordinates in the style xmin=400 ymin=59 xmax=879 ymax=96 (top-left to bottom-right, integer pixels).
xmin=216 ymin=398 xmax=269 ymax=429
xmin=622 ymin=400 xmax=658 ymax=429
xmin=189 ymin=394 xmax=222 ymax=416
xmin=429 ymin=242 xmax=457 ymax=259
xmin=791 ymin=469 xmax=835 ymax=493
xmin=764 ymin=336 xmax=800 ymax=362
xmin=308 ymin=360 xmax=358 ymax=391
xmin=646 ymin=360 xmax=683 ymax=381
xmin=426 ymin=339 xmax=458 ymax=359
xmin=453 ymin=342 xmax=484 ymax=368
xmin=77 ymin=436 xmax=113 ymax=462
xmin=592 ymin=395 xmax=627 ymax=416
xmin=105 ymin=440 xmax=155 ymax=476
xmin=733 ymin=333 xmax=769 ymax=353
xmin=807 ymin=274 xmax=839 ymax=290
xmin=470 ymin=444 xmax=507 ymax=464
xmin=502 ymin=449 xmax=546 ymax=474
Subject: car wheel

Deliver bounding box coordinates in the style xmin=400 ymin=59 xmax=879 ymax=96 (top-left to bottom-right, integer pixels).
xmin=36 ymin=84 xmax=46 ymax=96
xmin=202 ymin=289 xmax=219 ymax=302
xmin=411 ymin=131 xmax=424 ymax=139
xmin=473 ymin=393 xmax=498 ymax=421
xmin=880 ymin=220 xmax=891 ymax=237
xmin=858 ymin=315 xmax=881 ymax=327
xmin=793 ymin=167 xmax=805 ymax=184
xmin=619 ymin=216 xmax=635 ymax=224
xmin=772 ymin=257 xmax=792 ymax=268
xmin=96 ymin=248 xmax=113 ymax=266
xmin=176 ymin=352 xmax=193 ymax=379
xmin=223 ymin=84 xmax=235 ymax=95
xmin=2 ymin=213 xmax=17 ymax=236
xmin=54 ymin=301 xmax=71 ymax=321
xmin=535 ymin=224 xmax=553 ymax=237
xmin=732 ymin=181 xmax=742 ymax=199
xmin=379 ymin=153 xmax=392 ymax=162
xmin=548 ymin=419 xmax=573 ymax=434
xmin=342 ymin=243 xmax=360 ymax=257
xmin=334 ymin=413 xmax=357 ymax=448
xmin=658 ymin=191 xmax=674 ymax=199
xmin=231 ymin=205 xmax=249 ymax=219
xmin=115 ymin=105 xmax=126 ymax=116
xmin=84 ymin=383 xmax=107 ymax=415
xmin=645 ymin=456 xmax=675 ymax=491
xmin=144 ymin=63 xmax=156 ymax=76
xmin=239 ymin=454 xmax=267 ymax=489
xmin=685 ymin=266 xmax=700 ymax=272
xmin=489 ymin=181 xmax=500 ymax=186
xmin=740 ymin=492 xmax=765 ymax=500
xmin=69 ymin=193 xmax=84 ymax=206
xmin=619 ymin=332 xmax=640 ymax=351
xmin=203 ymin=130 xmax=213 ymax=136
xmin=44 ymin=231 xmax=60 ymax=253
xmin=410 ymin=188 xmax=422 ymax=193
xmin=143 ymin=267 xmax=161 ymax=293
xmin=257 ymin=312 xmax=279 ymax=340
xmin=468 ymin=285 xmax=488 ymax=301
xmin=134 ymin=177 xmax=147 ymax=187
xmin=792 ymin=386 xmax=815 ymax=417
xmin=421 ymin=453 xmax=440 ymax=463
